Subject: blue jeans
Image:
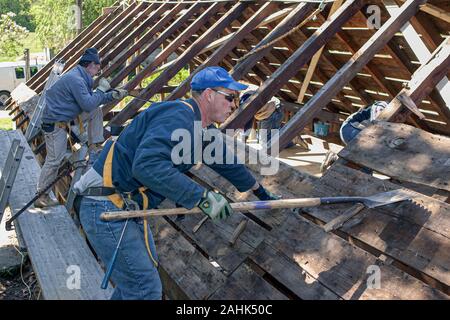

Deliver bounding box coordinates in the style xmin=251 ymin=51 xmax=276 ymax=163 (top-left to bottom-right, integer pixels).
xmin=258 ymin=108 xmax=294 ymax=148
xmin=79 ymin=197 xmax=162 ymax=300
xmin=339 ymin=123 xmax=372 ymax=174
xmin=258 ymin=108 xmax=283 ymax=145
xmin=340 ymin=123 xmax=362 ymax=145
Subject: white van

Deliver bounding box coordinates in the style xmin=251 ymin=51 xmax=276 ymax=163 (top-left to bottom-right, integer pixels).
xmin=0 ymin=61 xmax=44 ymax=108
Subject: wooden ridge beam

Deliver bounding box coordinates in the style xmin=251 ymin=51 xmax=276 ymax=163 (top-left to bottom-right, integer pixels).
xmin=273 ymin=0 xmax=427 ymax=150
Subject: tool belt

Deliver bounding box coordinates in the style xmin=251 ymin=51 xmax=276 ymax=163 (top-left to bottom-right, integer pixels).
xmin=42 ymin=114 xmax=84 ymax=135
xmin=77 ymin=186 xmax=117 ymax=197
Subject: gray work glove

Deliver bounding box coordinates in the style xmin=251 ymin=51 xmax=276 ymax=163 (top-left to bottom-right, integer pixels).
xmin=112 ymin=88 xmax=128 ymax=100
xmin=198 ymin=190 xmax=233 ymax=221
xmin=97 ymin=77 xmax=111 ymax=93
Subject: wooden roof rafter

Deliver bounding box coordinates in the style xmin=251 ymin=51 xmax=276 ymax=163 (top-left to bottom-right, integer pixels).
xmin=378 ymin=38 xmax=450 ymax=127
xmin=99 ymin=2 xmax=174 ymax=71
xmin=165 ymin=1 xmax=280 ymax=100
xmin=6 ymin=3 xmax=124 ymax=103
xmin=273 ymin=0 xmax=431 ymax=150
xmin=103 ymin=2 xmax=192 ymax=88
xmin=102 ymin=1 xmax=225 ymax=115
xmin=221 ymin=0 xmax=366 ymax=132
xmin=108 ymin=1 xmax=248 ymax=126
xmin=31 ymin=1 xmax=144 ymax=95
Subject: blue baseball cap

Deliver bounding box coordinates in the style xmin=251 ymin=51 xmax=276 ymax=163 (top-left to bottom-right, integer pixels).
xmin=79 ymin=47 xmax=100 ymax=65
xmin=191 ymin=66 xmax=248 ymax=91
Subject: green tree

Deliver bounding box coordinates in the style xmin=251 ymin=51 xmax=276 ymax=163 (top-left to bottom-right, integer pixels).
xmin=82 ymin=0 xmax=116 ymax=28
xmin=30 ymin=0 xmax=75 ymax=51
xmin=0 ymin=12 xmax=29 ymax=57
xmin=0 ymin=0 xmax=35 ymax=31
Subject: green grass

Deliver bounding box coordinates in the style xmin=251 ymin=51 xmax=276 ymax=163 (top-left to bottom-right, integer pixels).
xmin=0 ymin=118 xmax=13 ymax=131
xmin=0 ymin=32 xmax=44 ymax=62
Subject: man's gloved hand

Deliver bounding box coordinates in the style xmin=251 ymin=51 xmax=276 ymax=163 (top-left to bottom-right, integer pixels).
xmin=112 ymin=88 xmax=128 ymax=100
xmin=97 ymin=77 xmax=111 ymax=93
xmin=198 ymin=190 xmax=232 ymax=221
xmin=253 ymin=184 xmax=281 ymax=201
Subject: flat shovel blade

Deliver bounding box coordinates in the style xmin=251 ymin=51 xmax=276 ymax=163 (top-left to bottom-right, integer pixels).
xmin=364 ymin=189 xmax=415 ymax=208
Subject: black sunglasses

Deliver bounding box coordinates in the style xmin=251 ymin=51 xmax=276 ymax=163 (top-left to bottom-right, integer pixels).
xmin=211 ymin=88 xmax=238 ymax=103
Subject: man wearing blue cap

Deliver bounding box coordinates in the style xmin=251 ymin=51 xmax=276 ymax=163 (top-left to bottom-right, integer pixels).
xmin=34 ymin=47 xmax=128 ymax=208
xmin=73 ymin=66 xmax=279 ymax=299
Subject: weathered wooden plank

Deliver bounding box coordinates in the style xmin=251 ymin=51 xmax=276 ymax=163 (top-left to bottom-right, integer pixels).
xmin=167 ymin=2 xmax=278 ymax=100
xmin=0 ymin=130 xmax=112 ymax=299
xmin=148 ymin=216 xmax=227 ymax=300
xmin=250 ymin=241 xmax=341 ymax=300
xmin=160 ymin=196 xmax=268 ymax=275
xmin=255 ymin=213 xmax=447 ymax=299
xmin=320 ymin=162 xmax=450 ymax=239
xmin=301 ymin=163 xmax=450 ymax=294
xmin=108 ymin=2 xmax=247 ymax=126
xmin=208 ymin=263 xmax=288 ymax=300
xmin=273 ymin=0 xmax=428 ymax=149
xmin=339 ymin=122 xmax=450 ymax=192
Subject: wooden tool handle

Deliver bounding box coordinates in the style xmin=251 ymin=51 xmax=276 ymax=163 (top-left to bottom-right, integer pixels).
xmin=100 ymin=198 xmax=322 ymax=221
xmin=229 ymin=219 xmax=248 ymax=246
xmin=323 ymin=203 xmax=366 ymax=232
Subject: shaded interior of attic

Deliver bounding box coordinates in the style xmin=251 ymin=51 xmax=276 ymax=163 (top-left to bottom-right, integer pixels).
xmin=1 ymin=0 xmax=450 ymax=300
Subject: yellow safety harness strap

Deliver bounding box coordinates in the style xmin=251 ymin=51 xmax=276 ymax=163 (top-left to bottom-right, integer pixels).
xmin=103 ymin=142 xmax=125 ymax=209
xmin=102 ymin=100 xmax=194 ymax=268
xmin=139 ymin=187 xmax=158 ymax=268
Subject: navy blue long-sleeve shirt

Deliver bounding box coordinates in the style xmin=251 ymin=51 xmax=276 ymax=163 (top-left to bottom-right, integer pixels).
xmin=93 ymin=98 xmax=256 ymax=209
xmin=42 ymin=65 xmax=114 ymax=123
